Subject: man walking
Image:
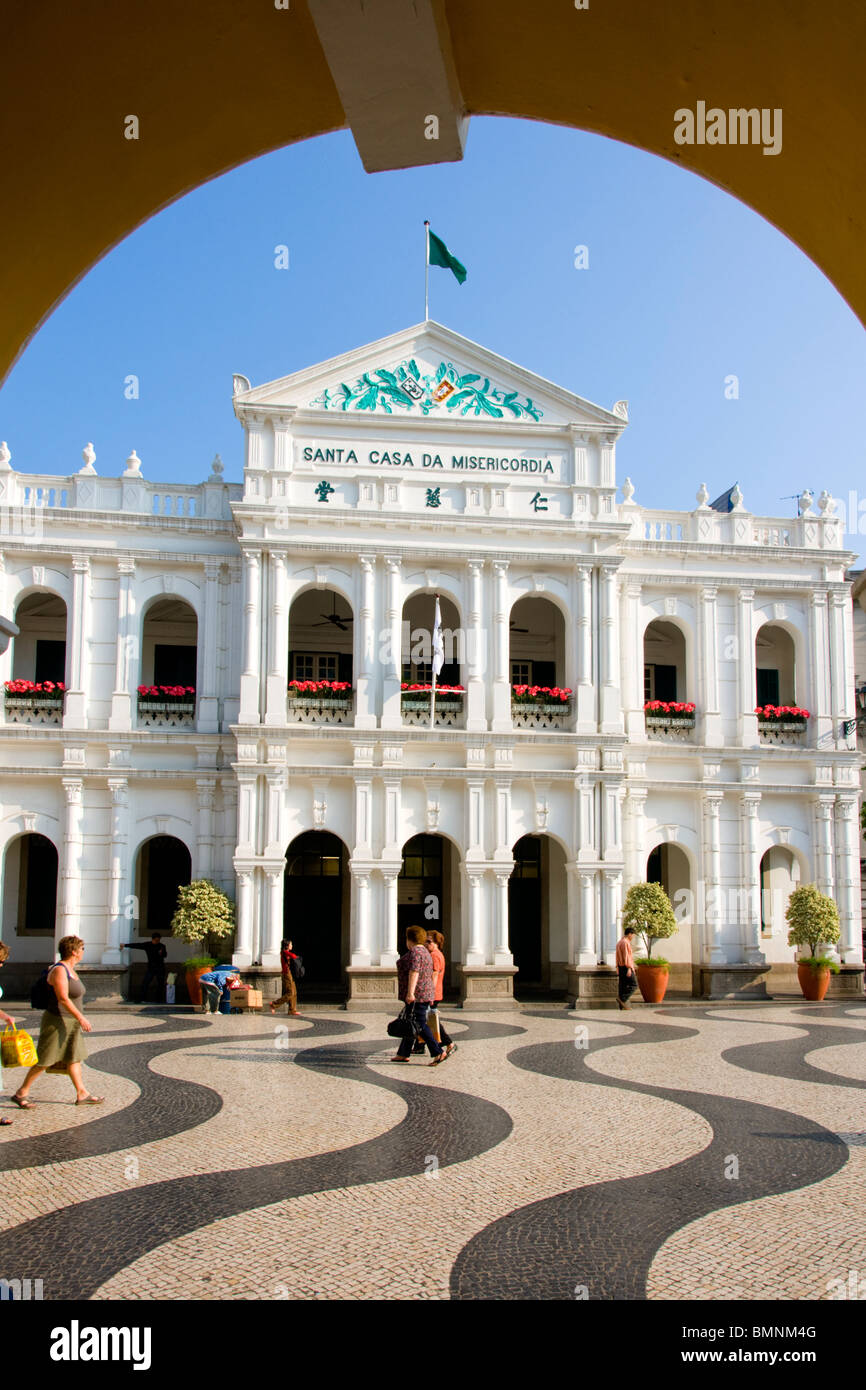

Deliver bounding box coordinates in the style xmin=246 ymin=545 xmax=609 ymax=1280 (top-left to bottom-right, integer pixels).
xmin=615 ymin=925 xmax=638 ymax=1010
xmin=124 ymin=933 xmax=168 ymax=1003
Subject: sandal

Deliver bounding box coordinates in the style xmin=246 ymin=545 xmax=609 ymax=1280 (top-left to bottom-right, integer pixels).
xmin=0 ymin=1117 xmax=13 ymax=1125
xmin=389 ymin=1056 xmax=410 ymax=1063
xmin=428 ymin=1051 xmax=448 ymax=1066
xmin=75 ymin=1094 xmax=105 ymax=1105
xmin=12 ymin=1094 xmax=34 ymax=1109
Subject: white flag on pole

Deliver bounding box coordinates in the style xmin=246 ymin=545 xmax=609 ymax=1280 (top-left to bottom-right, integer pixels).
xmin=432 ymin=597 xmax=444 ymax=680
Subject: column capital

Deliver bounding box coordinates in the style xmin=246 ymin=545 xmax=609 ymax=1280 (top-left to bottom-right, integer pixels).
xmin=740 ymin=792 xmax=761 ymax=814
xmin=117 ymin=557 xmax=136 ymax=577
xmin=204 ymin=557 xmax=222 ymax=580
xmin=700 ymin=584 xmax=718 ymax=601
xmin=71 ymin=555 xmax=91 ymax=574
xmin=359 ymin=554 xmax=376 ymax=572
xmin=61 ymin=778 xmax=83 ymax=803
xmin=835 ymin=797 xmax=858 ymax=819
xmin=107 ymin=777 xmax=129 ymax=805
xmin=703 ymin=792 xmax=723 ymax=816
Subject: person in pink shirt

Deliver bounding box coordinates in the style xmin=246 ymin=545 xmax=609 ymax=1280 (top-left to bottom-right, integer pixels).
xmin=615 ymin=926 xmax=638 ymax=1010
xmin=426 ymin=931 xmax=456 ymax=1057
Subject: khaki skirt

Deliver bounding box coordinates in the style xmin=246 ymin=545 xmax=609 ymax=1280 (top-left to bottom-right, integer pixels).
xmin=36 ymin=1011 xmax=88 ymax=1071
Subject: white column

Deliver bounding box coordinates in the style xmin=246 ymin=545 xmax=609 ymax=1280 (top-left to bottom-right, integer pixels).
xmin=736 ymin=587 xmax=758 ymax=747
xmin=381 ymin=867 xmax=399 ymax=965
xmin=493 ymin=867 xmax=513 ymax=965
xmin=381 ymin=556 xmax=402 ymax=729
xmin=263 ymin=770 xmax=285 ymax=858
xmin=265 ymin=551 xmax=288 ymax=725
xmin=829 ymin=591 xmax=849 ymax=746
xmin=466 ymin=559 xmax=486 ymax=731
xmin=196 ymin=777 xmax=216 ymax=881
xmin=699 ymin=585 xmax=723 ymax=745
xmin=576 ymin=774 xmax=595 ymax=862
xmin=109 ymin=559 xmax=135 ymax=730
xmin=262 ymin=868 xmax=284 ymax=965
xmin=598 ymin=561 xmax=622 ymax=732
xmin=103 ymin=778 xmax=129 ymax=964
xmin=60 ymin=778 xmax=84 ymax=944
xmin=578 ymin=869 xmax=596 ymax=965
xmin=351 ymin=869 xmax=372 ymax=964
xmin=491 ymin=561 xmax=511 ymax=731
xmin=355 ymin=555 xmax=377 ymax=729
xmin=465 ymin=867 xmax=486 ymax=964
xmin=383 ymin=777 xmax=401 ymax=856
xmin=354 ymin=778 xmax=373 ymax=854
xmin=624 ymin=786 xmax=648 ymax=885
xmin=808 ymin=591 xmax=832 ymax=747
xmin=239 ymin=548 xmax=262 ymax=724
xmin=601 ymin=783 xmax=623 ymax=861
xmin=236 ymin=772 xmax=257 ymax=856
xmin=623 ymin=581 xmax=644 ymax=738
xmin=198 ymin=558 xmax=222 ymax=732
xmin=601 ymin=870 xmax=621 ymax=965
xmin=813 ymin=795 xmax=835 ymax=896
xmin=63 ymin=556 xmax=90 ymax=728
xmin=703 ymin=792 xmax=724 ymax=963
xmin=834 ymin=798 xmax=862 ymax=962
xmin=233 ymin=868 xmax=255 ymax=968
xmin=740 ymin=792 xmax=764 ymax=963
xmin=494 ymin=779 xmax=511 ymax=857
xmin=575 ymin=563 xmax=594 ymax=731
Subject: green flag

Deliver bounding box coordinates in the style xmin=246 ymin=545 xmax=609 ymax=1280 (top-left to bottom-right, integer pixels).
xmin=428 ymin=229 xmax=467 ymax=284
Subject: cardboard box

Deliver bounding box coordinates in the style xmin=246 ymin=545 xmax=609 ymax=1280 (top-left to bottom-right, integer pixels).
xmin=229 ymin=987 xmax=263 ymax=1009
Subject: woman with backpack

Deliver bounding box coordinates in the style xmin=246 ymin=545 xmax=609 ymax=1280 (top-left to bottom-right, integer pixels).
xmin=12 ymin=935 xmax=104 ymax=1108
xmin=269 ymin=937 xmax=302 ymax=1016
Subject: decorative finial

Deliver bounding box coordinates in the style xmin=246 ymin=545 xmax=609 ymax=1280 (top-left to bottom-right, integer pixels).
xmin=696 ymin=482 xmax=709 ymax=507
xmin=210 ymin=452 xmax=224 ymax=477
xmin=818 ymin=489 xmax=836 ymax=515
xmin=0 ymin=441 xmax=10 ymax=471
xmin=730 ymin=483 xmax=744 ymax=509
xmin=798 ymin=487 xmax=814 ymax=516
xmin=612 ymin=400 xmax=629 ymax=422
xmin=621 ymin=476 xmax=635 ymax=503
xmin=79 ymin=442 xmax=97 ymax=475
xmin=123 ymin=449 xmax=142 ymax=477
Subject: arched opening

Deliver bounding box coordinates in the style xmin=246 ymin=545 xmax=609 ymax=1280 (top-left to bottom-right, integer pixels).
xmin=284 ymin=830 xmax=349 ymax=990
xmin=760 ymin=847 xmax=801 ymax=939
xmin=141 ymin=598 xmax=198 ymax=691
xmin=509 ymin=833 xmax=568 ymax=995
xmin=2 ymin=833 xmax=58 ymax=940
xmin=398 ymin=833 xmax=457 ymax=948
xmin=12 ymin=592 xmax=68 ymax=685
xmin=134 ymin=835 xmax=192 ymax=937
xmin=643 ymin=620 xmax=687 ymax=703
xmin=401 ymin=593 xmax=462 ymax=686
xmin=755 ymin=624 xmax=797 ymax=709
xmin=509 ymin=596 xmax=565 ymax=692
xmin=647 ymin=841 xmax=695 ymax=991
xmin=288 ymin=587 xmax=354 ymax=687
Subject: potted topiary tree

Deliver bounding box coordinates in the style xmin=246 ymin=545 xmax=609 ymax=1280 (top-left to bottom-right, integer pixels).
xmin=785 ymin=883 xmax=841 ymax=1001
xmin=171 ymin=879 xmax=236 ymax=1006
xmin=621 ymin=881 xmax=679 ymax=1003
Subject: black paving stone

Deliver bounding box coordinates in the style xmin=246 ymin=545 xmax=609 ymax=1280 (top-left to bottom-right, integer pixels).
xmin=449 ymin=1016 xmax=849 ymax=1300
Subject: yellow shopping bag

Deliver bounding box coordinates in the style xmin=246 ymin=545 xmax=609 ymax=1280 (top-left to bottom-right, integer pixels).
xmin=1 ymin=1025 xmax=39 ymax=1068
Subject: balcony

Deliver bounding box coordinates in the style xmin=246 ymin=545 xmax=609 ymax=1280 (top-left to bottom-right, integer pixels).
xmin=644 ymin=700 xmax=696 ymax=743
xmin=137 ymin=685 xmax=196 ymax=729
xmin=757 ymin=705 xmax=809 ymax=747
xmin=511 ymin=685 xmax=573 ymax=731
xmin=3 ymin=681 xmax=65 ymax=726
xmin=401 ymin=685 xmax=465 ymax=728
xmin=287 ymin=680 xmax=354 ymax=725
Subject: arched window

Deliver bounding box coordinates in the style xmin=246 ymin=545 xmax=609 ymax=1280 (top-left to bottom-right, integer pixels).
xmin=288 ymin=588 xmax=354 ymax=687
xmin=12 ymin=593 xmax=68 ymax=685
xmin=3 ymin=833 xmax=58 ymax=937
xmin=134 ymin=836 xmax=191 ymax=935
xmin=755 ymin=624 xmax=797 ymax=708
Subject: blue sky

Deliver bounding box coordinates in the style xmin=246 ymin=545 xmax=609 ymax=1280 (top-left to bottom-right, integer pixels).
xmin=1 ymin=116 xmax=863 ymax=545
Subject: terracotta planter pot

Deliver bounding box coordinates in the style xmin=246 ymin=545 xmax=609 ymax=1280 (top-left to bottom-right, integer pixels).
xmin=797 ymin=963 xmax=831 ymax=1001
xmin=636 ymin=963 xmax=670 ymax=1003
xmin=185 ymin=966 xmax=212 ymax=1007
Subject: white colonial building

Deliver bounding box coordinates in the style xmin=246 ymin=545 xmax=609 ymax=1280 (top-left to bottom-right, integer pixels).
xmin=0 ymin=322 xmax=862 ymax=1006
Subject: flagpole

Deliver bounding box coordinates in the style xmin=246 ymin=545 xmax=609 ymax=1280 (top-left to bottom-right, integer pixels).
xmin=424 ymin=220 xmax=430 ymax=321
xmin=430 ymin=592 xmax=438 ymax=730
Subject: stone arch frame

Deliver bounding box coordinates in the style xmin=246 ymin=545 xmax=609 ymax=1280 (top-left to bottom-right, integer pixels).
xmin=131 ymin=831 xmax=192 ymax=939
xmin=1 ymin=825 xmax=60 ymax=943
xmin=508 ymin=830 xmax=570 ymax=990
xmin=401 ymin=583 xmax=466 ymax=686
xmin=399 ymin=828 xmax=462 ymax=963
xmin=285 ymin=575 xmax=356 ymax=689
xmin=508 ymin=579 xmax=573 ymax=692
xmin=135 ymin=584 xmax=202 ymax=701
xmin=283 ymin=827 xmax=352 ymax=985
xmin=641 ymin=606 xmax=697 ymax=710
xmin=753 ymin=611 xmax=808 ymax=711
xmin=642 ymin=826 xmax=700 ymax=970
xmin=7 ymin=582 xmax=71 ymax=688
xmin=757 ymin=835 xmax=808 ymax=944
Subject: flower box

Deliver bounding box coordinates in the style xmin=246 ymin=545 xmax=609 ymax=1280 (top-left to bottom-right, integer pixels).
xmin=137 ymin=700 xmax=196 ymax=714
xmin=511 ymin=685 xmax=572 ymax=706
xmin=754 ymin=705 xmax=809 ymax=724
xmin=758 ymin=721 xmax=806 ymax=733
xmin=646 ymin=715 xmax=695 ymax=729
xmin=288 ymin=692 xmax=353 ymax=707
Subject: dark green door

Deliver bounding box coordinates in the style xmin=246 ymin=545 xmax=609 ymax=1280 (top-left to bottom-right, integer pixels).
xmin=284 ymin=832 xmax=344 ymax=984
xmin=509 ymin=836 xmax=542 ymax=984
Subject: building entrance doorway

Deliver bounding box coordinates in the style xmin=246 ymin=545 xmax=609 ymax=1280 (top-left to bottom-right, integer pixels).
xmin=398 ymin=834 xmax=443 ymax=940
xmin=509 ymin=835 xmax=542 ymax=985
xmin=284 ymin=831 xmax=347 ymax=988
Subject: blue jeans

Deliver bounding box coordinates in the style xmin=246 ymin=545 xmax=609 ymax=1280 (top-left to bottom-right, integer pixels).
xmin=200 ymin=982 xmax=222 ymax=1013
xmin=396 ymin=1003 xmax=443 ymax=1059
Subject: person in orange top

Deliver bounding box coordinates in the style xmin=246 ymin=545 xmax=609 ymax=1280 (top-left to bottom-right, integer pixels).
xmin=426 ymin=931 xmax=456 ymax=1057
xmin=615 ymin=926 xmax=638 ymax=1010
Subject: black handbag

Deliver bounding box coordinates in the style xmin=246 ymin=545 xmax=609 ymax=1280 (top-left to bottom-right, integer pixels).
xmin=387 ymin=1005 xmax=416 ymax=1039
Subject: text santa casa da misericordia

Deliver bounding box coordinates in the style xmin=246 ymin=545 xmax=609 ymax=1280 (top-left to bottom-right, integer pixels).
xmin=302 ymin=446 xmax=555 ymax=474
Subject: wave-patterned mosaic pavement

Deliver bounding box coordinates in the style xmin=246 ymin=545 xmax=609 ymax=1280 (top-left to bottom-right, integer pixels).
xmin=0 ymin=1001 xmax=863 ymax=1300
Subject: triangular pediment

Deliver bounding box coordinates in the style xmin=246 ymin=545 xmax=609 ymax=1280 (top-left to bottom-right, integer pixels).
xmin=233 ymin=322 xmax=626 ymax=429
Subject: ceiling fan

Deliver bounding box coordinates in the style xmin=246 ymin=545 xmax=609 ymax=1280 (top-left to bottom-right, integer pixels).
xmin=313 ymin=596 xmax=353 ymax=631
